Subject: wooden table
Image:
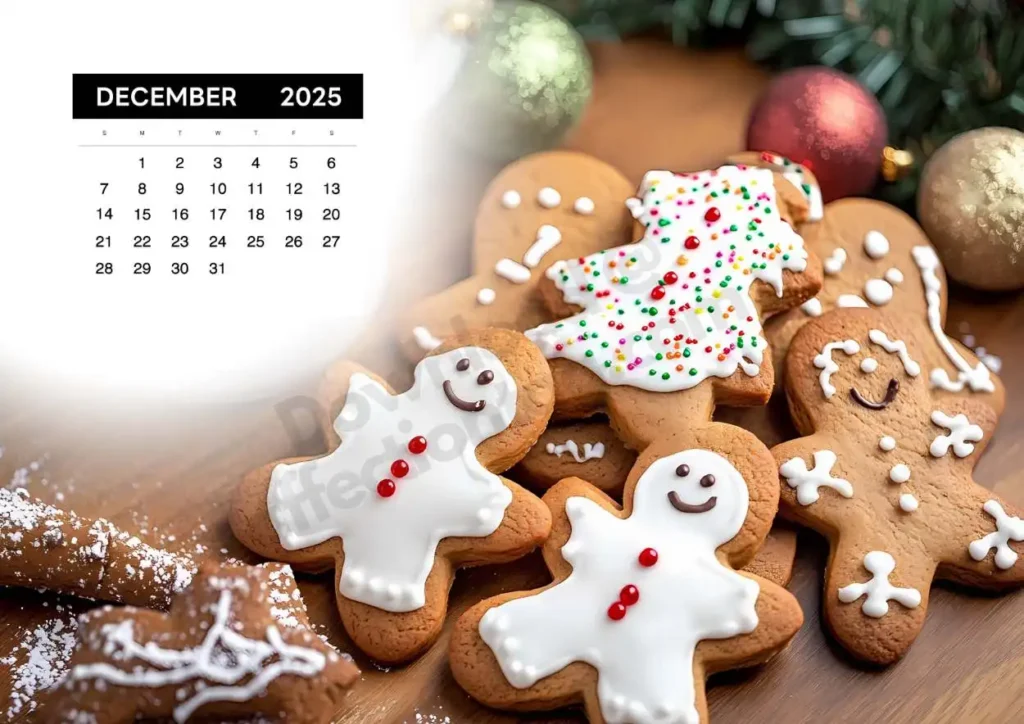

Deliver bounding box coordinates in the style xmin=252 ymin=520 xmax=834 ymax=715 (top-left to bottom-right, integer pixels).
xmin=3 ymin=40 xmax=1024 ymax=724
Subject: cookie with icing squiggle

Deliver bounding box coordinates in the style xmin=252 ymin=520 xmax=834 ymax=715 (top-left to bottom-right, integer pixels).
xmin=773 ymin=308 xmax=1019 ymax=665
xmin=452 ymin=426 xmax=803 ymax=724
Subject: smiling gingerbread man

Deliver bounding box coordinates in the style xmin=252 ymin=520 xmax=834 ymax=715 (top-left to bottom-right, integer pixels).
xmin=772 ymin=308 xmax=1024 ymax=664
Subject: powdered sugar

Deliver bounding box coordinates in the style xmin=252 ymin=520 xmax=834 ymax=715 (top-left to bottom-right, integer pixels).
xmin=4 ymin=611 xmax=79 ymax=718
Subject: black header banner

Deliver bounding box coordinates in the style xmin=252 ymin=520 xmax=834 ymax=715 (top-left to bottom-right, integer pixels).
xmin=73 ymin=74 xmax=363 ymax=120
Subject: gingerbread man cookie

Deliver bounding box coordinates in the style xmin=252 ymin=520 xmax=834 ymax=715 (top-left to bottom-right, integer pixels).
xmin=515 ymin=418 xmax=800 ymax=587
xmin=761 ymin=198 xmax=1004 ymax=412
xmin=526 ymin=164 xmax=822 ymax=450
xmin=398 ymin=151 xmax=636 ymax=360
xmin=230 ymin=329 xmax=554 ymax=663
xmin=451 ymin=427 xmax=803 ymax=724
xmin=0 ymin=487 xmax=196 ymax=609
xmin=772 ymin=308 xmax=1020 ymax=664
xmin=44 ymin=561 xmax=359 ymax=723
xmin=727 ymin=151 xmax=824 ymax=223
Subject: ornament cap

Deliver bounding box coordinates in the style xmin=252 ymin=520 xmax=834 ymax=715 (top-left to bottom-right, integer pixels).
xmin=882 ymin=146 xmax=915 ymax=182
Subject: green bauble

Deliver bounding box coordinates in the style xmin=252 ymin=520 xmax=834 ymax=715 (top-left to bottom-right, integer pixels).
xmin=443 ymin=0 xmax=592 ymax=163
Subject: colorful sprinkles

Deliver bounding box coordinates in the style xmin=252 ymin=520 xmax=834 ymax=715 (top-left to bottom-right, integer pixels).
xmin=526 ymin=166 xmax=808 ymax=392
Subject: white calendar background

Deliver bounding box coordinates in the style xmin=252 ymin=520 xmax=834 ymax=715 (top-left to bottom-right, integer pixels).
xmin=0 ymin=1 xmax=423 ymax=399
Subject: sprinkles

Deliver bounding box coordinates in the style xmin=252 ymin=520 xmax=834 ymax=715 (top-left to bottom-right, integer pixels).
xmin=525 ymin=166 xmax=808 ymax=392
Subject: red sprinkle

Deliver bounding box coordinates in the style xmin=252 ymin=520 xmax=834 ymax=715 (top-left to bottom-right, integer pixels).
xmin=377 ymin=479 xmax=396 ymax=498
xmin=391 ymin=460 xmax=410 ymax=478
xmin=664 ymin=271 xmax=679 ymax=284
xmin=607 ymin=602 xmax=627 ymax=621
xmin=704 ymin=207 xmax=721 ymax=223
xmin=651 ymin=286 xmax=666 ymax=300
xmin=684 ymin=236 xmax=700 ymax=250
xmin=639 ymin=548 xmax=659 ymax=567
xmin=620 ymin=584 xmax=640 ymax=606
xmin=408 ymin=436 xmax=427 ymax=454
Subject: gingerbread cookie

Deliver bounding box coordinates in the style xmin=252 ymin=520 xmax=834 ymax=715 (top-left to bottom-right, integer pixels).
xmin=230 ymin=328 xmax=554 ymax=663
xmin=398 ymin=151 xmax=636 ymax=360
xmin=516 ymin=418 xmax=799 ymax=587
xmin=451 ymin=427 xmax=803 ymax=724
xmin=761 ymin=198 xmax=1003 ymax=412
xmin=727 ymin=152 xmax=824 ymax=223
xmin=526 ymin=164 xmax=821 ymax=450
xmin=772 ymin=308 xmax=1020 ymax=665
xmin=0 ymin=487 xmax=196 ymax=609
xmin=44 ymin=561 xmax=359 ymax=723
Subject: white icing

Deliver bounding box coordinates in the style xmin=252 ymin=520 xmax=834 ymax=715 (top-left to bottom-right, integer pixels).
xmin=863 ymin=231 xmax=890 ymax=259
xmin=624 ymin=197 xmax=643 ymax=219
xmin=66 ymin=589 xmax=326 ymax=723
xmin=501 ymin=190 xmax=521 ymax=209
xmin=889 ymin=464 xmax=910 ymax=484
xmin=860 ymin=358 xmax=878 ymax=373
xmin=525 ymin=166 xmax=808 ymax=393
xmin=479 ymin=450 xmax=758 ymax=724
xmin=823 ymin=248 xmax=847 ymax=276
xmin=813 ymin=340 xmax=860 ymax=398
xmin=929 ymin=410 xmax=983 ymax=458
xmin=522 ymin=225 xmax=562 ymax=268
xmin=477 ymin=288 xmax=496 ymax=306
xmin=867 ymin=329 xmax=921 ymax=377
xmin=412 ymin=326 xmax=442 ymax=352
xmin=911 ymin=246 xmax=995 ymax=393
xmin=780 ymin=450 xmax=852 ymax=505
xmin=495 ymin=258 xmax=532 ymax=284
xmin=801 ymin=297 xmax=823 ymax=317
xmin=837 ymin=551 xmax=921 ymax=618
xmin=574 ymin=197 xmax=595 ymax=215
xmin=837 ymin=294 xmax=869 ymax=309
xmin=863 ymin=278 xmax=893 ymax=306
xmin=758 ymin=152 xmax=824 ymax=221
xmin=969 ymin=500 xmax=1024 ymax=570
xmin=885 ymin=267 xmax=904 ymax=285
xmin=267 ymin=347 xmax=518 ymax=613
xmin=537 ymin=187 xmax=561 ymax=208
xmin=545 ymin=440 xmax=606 ymax=463
xmin=899 ymin=494 xmax=919 ymax=513
xmin=879 ymin=436 xmax=896 ymax=452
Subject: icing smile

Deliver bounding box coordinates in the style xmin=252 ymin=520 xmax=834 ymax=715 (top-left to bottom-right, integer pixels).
xmin=851 ymin=378 xmax=899 ymax=410
xmin=443 ymin=380 xmax=486 ymax=412
xmin=667 ymin=491 xmax=717 ymax=514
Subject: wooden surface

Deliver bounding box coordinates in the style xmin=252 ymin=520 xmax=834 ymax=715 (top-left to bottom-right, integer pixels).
xmin=3 ymin=40 xmax=1024 ymax=723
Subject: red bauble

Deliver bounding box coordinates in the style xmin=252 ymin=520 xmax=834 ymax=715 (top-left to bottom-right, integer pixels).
xmin=746 ymin=67 xmax=887 ymax=202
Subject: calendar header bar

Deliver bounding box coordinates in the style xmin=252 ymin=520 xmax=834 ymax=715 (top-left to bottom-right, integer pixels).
xmin=72 ymin=74 xmax=363 ymax=119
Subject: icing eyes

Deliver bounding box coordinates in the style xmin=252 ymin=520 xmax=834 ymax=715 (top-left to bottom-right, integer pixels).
xmin=456 ymin=358 xmax=470 ymax=372
xmin=700 ymin=474 xmax=716 ymax=488
xmin=477 ymin=370 xmax=494 ymax=385
xmin=675 ymin=464 xmax=690 ymax=477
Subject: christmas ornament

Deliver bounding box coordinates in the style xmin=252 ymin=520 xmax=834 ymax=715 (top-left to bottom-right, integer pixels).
xmin=745 ymin=67 xmax=887 ymax=202
xmin=881 ymin=146 xmax=914 ymax=182
xmin=440 ymin=0 xmax=592 ymax=163
xmin=918 ymin=127 xmax=1024 ymax=292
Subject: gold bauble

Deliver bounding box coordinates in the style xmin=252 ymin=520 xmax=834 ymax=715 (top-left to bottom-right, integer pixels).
xmin=917 ymin=127 xmax=1024 ymax=291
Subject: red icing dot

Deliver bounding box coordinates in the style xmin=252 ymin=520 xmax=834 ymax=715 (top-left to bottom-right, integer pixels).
xmin=377 ymin=479 xmax=396 ymax=498
xmin=651 ymin=286 xmax=666 ymax=301
xmin=664 ymin=271 xmax=679 ymax=284
xmin=639 ymin=548 xmax=659 ymax=567
xmin=684 ymin=236 xmax=700 ymax=250
xmin=391 ymin=460 xmax=410 ymax=478
xmin=704 ymin=207 xmax=721 ymax=223
xmin=408 ymin=436 xmax=427 ymax=454
xmin=607 ymin=602 xmax=627 ymax=621
xmin=620 ymin=584 xmax=640 ymax=606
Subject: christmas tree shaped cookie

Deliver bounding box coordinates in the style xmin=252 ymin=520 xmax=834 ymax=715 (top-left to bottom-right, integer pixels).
xmin=451 ymin=426 xmax=803 ymax=723
xmin=772 ymin=308 xmax=1020 ymax=664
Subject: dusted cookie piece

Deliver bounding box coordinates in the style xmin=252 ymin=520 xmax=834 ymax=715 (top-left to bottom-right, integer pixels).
xmin=451 ymin=427 xmax=803 ymax=724
xmin=398 ymin=151 xmax=636 ymax=360
xmin=773 ymin=309 xmax=1020 ymax=665
xmin=516 ymin=419 xmax=799 ymax=587
xmin=230 ymin=329 xmax=554 ymax=664
xmin=761 ymin=199 xmax=1003 ymax=415
xmin=527 ymin=164 xmax=822 ymax=450
xmin=0 ymin=487 xmax=195 ymax=609
xmin=44 ymin=562 xmax=358 ymax=724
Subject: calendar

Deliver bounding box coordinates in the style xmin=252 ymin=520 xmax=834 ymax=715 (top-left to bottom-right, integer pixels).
xmin=0 ymin=1 xmax=409 ymax=396
xmin=74 ymin=73 xmax=364 ymax=281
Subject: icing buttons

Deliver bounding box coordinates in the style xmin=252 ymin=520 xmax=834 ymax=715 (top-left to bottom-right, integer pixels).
xmin=863 ymin=230 xmax=890 ymax=259
xmin=537 ymin=187 xmax=561 ymax=208
xmin=889 ymin=464 xmax=910 ymax=483
xmin=574 ymin=196 xmax=595 ymax=215
xmin=898 ymin=494 xmax=919 ymax=513
xmin=878 ymin=436 xmax=896 ymax=451
xmin=864 ymin=278 xmax=893 ymax=306
xmin=477 ymin=288 xmax=496 ymax=306
xmin=501 ymin=190 xmax=521 ymax=209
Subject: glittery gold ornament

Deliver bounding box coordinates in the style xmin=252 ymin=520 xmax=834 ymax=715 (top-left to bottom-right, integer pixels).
xmin=918 ymin=127 xmax=1024 ymax=291
xmin=440 ymin=0 xmax=592 ymax=163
